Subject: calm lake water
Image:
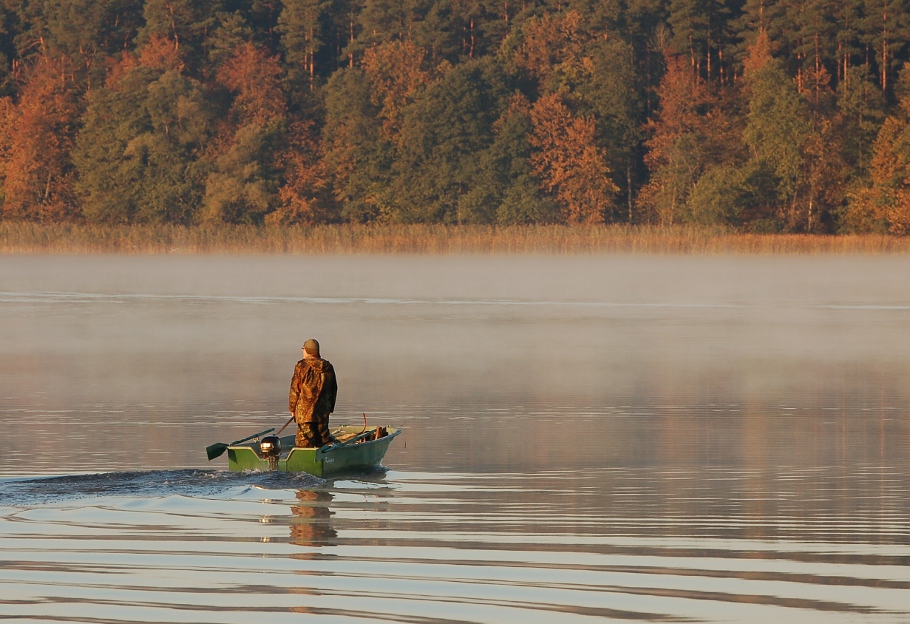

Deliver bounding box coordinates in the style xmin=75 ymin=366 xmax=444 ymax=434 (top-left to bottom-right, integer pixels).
xmin=1 ymin=254 xmax=909 ymax=623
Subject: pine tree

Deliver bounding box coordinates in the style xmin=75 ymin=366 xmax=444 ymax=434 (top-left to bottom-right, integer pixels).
xmin=386 ymin=58 xmax=505 ymax=223
xmin=574 ymin=35 xmax=643 ymax=220
xmin=860 ymin=0 xmax=910 ymax=96
xmin=833 ymin=0 xmax=863 ymax=85
xmin=138 ymin=0 xmax=222 ymax=72
xmin=742 ymin=32 xmax=815 ymax=230
xmin=15 ymin=0 xmax=143 ymax=86
xmin=789 ymin=0 xmax=838 ymax=94
xmin=844 ymin=65 xmax=910 ymax=233
xmin=279 ymin=0 xmax=330 ymax=88
xmin=73 ymin=40 xmax=213 ymax=224
xmin=734 ymin=0 xmax=790 ymax=67
xmin=667 ymin=0 xmax=732 ymax=82
xmin=321 ymin=67 xmax=389 ymax=221
xmin=205 ymin=11 xmax=255 ymax=67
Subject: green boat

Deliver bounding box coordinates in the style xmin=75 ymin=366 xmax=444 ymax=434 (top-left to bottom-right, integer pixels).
xmin=224 ymin=424 xmax=401 ymax=476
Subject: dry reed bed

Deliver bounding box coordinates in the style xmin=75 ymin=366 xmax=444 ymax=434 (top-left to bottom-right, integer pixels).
xmin=1 ymin=222 xmax=909 ymax=254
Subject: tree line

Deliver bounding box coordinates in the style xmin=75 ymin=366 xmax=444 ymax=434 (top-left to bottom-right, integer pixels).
xmin=4 ymin=0 xmax=910 ymax=233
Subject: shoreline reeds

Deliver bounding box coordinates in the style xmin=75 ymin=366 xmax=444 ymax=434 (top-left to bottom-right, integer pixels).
xmin=1 ymin=222 xmax=909 ymax=255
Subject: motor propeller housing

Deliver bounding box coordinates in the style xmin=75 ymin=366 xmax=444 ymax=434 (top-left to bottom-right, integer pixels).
xmin=259 ymin=435 xmax=281 ymax=459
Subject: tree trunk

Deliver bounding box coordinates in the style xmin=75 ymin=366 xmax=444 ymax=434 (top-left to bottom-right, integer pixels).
xmin=349 ymin=14 xmax=354 ymax=67
xmin=627 ymin=166 xmax=632 ymax=222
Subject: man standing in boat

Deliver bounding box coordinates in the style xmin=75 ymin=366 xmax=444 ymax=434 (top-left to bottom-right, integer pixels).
xmin=289 ymin=339 xmax=338 ymax=448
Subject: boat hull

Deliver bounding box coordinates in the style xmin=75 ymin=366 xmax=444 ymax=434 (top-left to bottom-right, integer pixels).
xmin=227 ymin=425 xmax=400 ymax=476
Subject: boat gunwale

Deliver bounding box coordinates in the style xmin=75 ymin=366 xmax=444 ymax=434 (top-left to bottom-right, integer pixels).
xmin=225 ymin=425 xmax=400 ymax=474
xmin=227 ymin=425 xmax=400 ymax=458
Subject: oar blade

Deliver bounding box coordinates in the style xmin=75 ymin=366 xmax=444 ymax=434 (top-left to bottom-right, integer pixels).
xmin=206 ymin=442 xmax=228 ymax=461
xmin=206 ymin=427 xmax=275 ymax=461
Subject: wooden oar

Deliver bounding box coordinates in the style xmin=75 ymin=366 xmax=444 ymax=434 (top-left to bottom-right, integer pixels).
xmin=206 ymin=428 xmax=275 ymax=461
xmin=276 ymin=414 xmax=297 ymax=436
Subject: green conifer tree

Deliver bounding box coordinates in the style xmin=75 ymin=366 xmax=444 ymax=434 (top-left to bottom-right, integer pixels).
xmin=74 ymin=51 xmax=213 ymax=224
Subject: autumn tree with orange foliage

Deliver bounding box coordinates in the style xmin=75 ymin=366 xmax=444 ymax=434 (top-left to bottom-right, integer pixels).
xmin=478 ymin=93 xmax=558 ymax=225
xmin=0 ymin=56 xmax=80 ymax=221
xmin=844 ymin=67 xmax=910 ymax=234
xmin=514 ymin=10 xmax=619 ymax=223
xmin=202 ymin=43 xmax=289 ymax=224
xmin=271 ymin=119 xmax=335 ymax=225
xmin=361 ymin=40 xmax=431 ymax=144
xmin=136 ymin=33 xmax=185 ymax=72
xmin=514 ymin=10 xmax=587 ymax=86
xmin=514 ymin=9 xmax=640 ymax=219
xmin=216 ymin=43 xmax=286 ymax=127
xmin=639 ymin=52 xmax=741 ymax=226
xmin=529 ymin=93 xmax=617 ymax=224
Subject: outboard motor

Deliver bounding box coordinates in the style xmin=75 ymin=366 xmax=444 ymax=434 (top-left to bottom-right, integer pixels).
xmin=259 ymin=435 xmax=281 ymax=470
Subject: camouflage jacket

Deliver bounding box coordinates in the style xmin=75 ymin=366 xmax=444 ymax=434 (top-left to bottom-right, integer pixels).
xmin=289 ymin=356 xmax=337 ymax=424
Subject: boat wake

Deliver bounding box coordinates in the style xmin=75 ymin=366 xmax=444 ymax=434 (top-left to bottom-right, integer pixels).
xmin=0 ymin=469 xmax=327 ymax=506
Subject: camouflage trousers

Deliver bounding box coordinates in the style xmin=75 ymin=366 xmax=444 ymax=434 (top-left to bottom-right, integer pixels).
xmin=296 ymin=420 xmax=332 ymax=448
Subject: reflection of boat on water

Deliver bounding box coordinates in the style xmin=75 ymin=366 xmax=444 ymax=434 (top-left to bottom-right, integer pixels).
xmin=227 ymin=424 xmax=401 ymax=476
xmin=286 ymin=489 xmax=336 ymax=615
xmin=289 ymin=489 xmax=336 ymax=548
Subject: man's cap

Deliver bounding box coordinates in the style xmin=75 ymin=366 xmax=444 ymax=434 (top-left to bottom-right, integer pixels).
xmin=303 ymin=338 xmax=320 ymax=356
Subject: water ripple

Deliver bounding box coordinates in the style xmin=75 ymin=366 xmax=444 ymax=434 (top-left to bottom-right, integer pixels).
xmin=2 ymin=469 xmax=909 ymax=623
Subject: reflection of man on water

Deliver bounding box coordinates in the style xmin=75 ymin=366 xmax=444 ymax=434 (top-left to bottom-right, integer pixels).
xmin=290 ymin=489 xmax=336 ymax=547
xmin=289 ymin=339 xmax=338 ymax=448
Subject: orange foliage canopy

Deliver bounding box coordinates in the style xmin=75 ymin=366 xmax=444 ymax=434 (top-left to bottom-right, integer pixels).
xmin=362 ymin=40 xmax=430 ymax=143
xmin=139 ymin=34 xmax=185 ymax=72
xmin=643 ymin=55 xmax=712 ymax=171
xmin=515 ymin=10 xmax=587 ymax=82
xmin=529 ymin=93 xmax=617 ymax=224
xmin=638 ymin=53 xmax=719 ymax=225
xmin=217 ymin=42 xmax=287 ymax=127
xmin=271 ymin=119 xmax=333 ymax=226
xmin=104 ymin=35 xmax=184 ymax=90
xmin=0 ymin=56 xmax=79 ymax=221
xmin=846 ymin=116 xmax=910 ymax=234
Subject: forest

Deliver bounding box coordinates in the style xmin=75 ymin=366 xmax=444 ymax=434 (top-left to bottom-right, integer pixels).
xmin=3 ymin=0 xmax=910 ymax=234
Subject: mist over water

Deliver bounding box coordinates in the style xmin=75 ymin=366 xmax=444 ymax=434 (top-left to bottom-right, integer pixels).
xmin=1 ymin=254 xmax=909 ymax=622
